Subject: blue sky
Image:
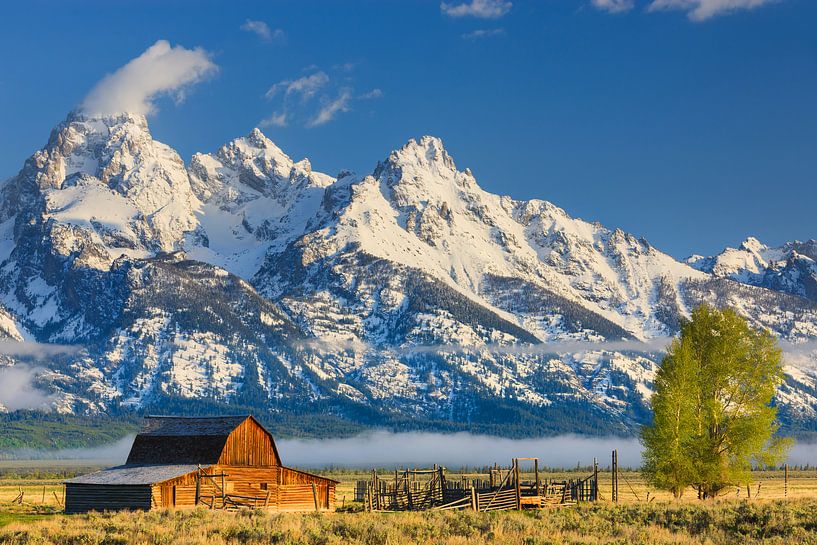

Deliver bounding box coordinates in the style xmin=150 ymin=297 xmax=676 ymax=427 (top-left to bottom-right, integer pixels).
xmin=1 ymin=0 xmax=815 ymax=259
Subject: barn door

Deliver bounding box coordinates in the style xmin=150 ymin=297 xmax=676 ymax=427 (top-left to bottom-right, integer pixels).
xmin=161 ymin=485 xmax=175 ymax=507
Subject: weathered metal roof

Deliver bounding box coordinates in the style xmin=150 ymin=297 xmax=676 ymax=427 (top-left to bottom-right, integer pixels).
xmin=125 ymin=416 xmax=253 ymax=465
xmin=138 ymin=416 xmax=251 ymax=436
xmin=66 ymin=464 xmax=200 ymax=485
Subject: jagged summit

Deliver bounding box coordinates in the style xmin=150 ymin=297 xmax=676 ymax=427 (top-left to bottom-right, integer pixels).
xmin=690 ymin=237 xmax=817 ymax=302
xmin=390 ymin=135 xmax=456 ymax=169
xmin=739 ymin=236 xmax=766 ymax=253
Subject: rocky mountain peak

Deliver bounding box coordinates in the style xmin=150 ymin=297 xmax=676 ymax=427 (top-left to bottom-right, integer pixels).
xmin=389 ymin=135 xmax=457 ymax=172
xmin=739 ymin=236 xmax=766 ymax=253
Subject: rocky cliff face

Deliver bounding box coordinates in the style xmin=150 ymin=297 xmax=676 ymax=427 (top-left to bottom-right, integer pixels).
xmin=0 ymin=112 xmax=815 ymax=437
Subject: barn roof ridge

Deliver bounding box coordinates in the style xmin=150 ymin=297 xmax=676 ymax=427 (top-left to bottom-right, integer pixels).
xmin=144 ymin=414 xmax=252 ymax=419
xmin=125 ymin=414 xmax=281 ymax=466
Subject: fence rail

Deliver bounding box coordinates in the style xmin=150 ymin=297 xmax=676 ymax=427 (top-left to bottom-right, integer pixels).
xmin=362 ymin=458 xmax=599 ymax=513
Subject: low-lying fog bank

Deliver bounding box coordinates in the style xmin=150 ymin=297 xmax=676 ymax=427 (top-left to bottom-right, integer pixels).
xmin=3 ymin=432 xmax=814 ymax=470
xmin=277 ymin=432 xmax=643 ymax=469
xmin=277 ymin=432 xmax=817 ymax=469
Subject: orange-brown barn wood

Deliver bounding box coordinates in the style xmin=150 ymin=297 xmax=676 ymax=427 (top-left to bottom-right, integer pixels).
xmin=65 ymin=415 xmax=337 ymax=514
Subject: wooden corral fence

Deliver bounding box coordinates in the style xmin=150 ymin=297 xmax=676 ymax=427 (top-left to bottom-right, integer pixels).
xmin=361 ymin=458 xmax=599 ymax=512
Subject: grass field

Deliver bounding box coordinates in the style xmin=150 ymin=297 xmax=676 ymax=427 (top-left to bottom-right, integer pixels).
xmin=1 ymin=467 xmax=816 ymax=544
xmin=1 ymin=500 xmax=817 ymax=544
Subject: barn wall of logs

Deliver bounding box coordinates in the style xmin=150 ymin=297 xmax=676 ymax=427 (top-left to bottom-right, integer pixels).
xmin=150 ymin=465 xmax=336 ymax=511
xmin=65 ymin=485 xmax=153 ymax=514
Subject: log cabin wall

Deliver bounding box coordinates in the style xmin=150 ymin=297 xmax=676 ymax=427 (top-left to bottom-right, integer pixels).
xmin=150 ymin=465 xmax=337 ymax=510
xmin=65 ymin=484 xmax=153 ymax=514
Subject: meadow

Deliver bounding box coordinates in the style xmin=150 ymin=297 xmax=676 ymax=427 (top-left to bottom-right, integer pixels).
xmin=1 ymin=467 xmax=817 ymax=544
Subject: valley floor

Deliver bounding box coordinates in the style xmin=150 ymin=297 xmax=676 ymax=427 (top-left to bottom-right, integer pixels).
xmin=1 ymin=470 xmax=817 ymax=544
xmin=1 ymin=499 xmax=817 ymax=545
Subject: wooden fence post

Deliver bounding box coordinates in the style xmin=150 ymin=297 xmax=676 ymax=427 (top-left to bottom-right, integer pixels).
xmin=593 ymin=458 xmax=599 ymax=502
xmin=312 ymin=483 xmax=319 ymax=512
xmin=785 ymin=464 xmax=788 ymax=498
xmin=612 ymin=449 xmax=619 ymax=503
xmin=514 ymin=459 xmax=521 ymax=510
xmin=195 ymin=472 xmax=201 ymax=506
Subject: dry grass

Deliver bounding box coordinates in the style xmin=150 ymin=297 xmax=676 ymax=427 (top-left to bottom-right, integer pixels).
xmin=1 ymin=500 xmax=817 ymax=545
xmin=1 ymin=469 xmax=817 ymax=544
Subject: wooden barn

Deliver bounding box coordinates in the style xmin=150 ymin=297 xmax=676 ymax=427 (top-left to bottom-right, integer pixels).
xmin=64 ymin=415 xmax=338 ymax=514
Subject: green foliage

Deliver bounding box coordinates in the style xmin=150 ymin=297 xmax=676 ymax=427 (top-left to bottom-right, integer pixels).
xmin=642 ymin=305 xmax=792 ymax=498
xmin=0 ymin=412 xmax=140 ymax=453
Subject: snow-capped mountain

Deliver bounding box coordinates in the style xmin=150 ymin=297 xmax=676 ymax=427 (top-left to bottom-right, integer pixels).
xmin=1 ymin=111 xmax=816 ymax=437
xmin=689 ymin=237 xmax=817 ymax=302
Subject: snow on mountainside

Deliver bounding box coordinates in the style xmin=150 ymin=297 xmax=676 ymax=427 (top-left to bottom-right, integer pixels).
xmin=187 ymin=128 xmax=333 ymax=277
xmin=689 ymin=237 xmax=817 ymax=302
xmin=0 ymin=112 xmax=816 ymax=436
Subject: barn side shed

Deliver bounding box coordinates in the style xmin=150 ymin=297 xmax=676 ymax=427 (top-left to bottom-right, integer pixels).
xmin=65 ymin=415 xmax=338 ymax=513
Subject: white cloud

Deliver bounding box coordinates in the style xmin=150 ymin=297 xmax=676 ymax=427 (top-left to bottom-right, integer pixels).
xmin=0 ymin=343 xmax=80 ymax=411
xmin=462 ymin=28 xmax=506 ymax=39
xmin=240 ymin=19 xmax=285 ymax=42
xmin=441 ymin=0 xmax=512 ymax=19
xmin=261 ymin=66 xmax=380 ymax=128
xmin=81 ymin=40 xmax=217 ymax=117
xmin=0 ymin=365 xmax=54 ymax=411
xmin=309 ymin=88 xmax=353 ymax=127
xmin=359 ymin=88 xmax=384 ymax=99
xmin=265 ymin=71 xmax=330 ymax=101
xmin=0 ymin=340 xmax=80 ymax=357
xmin=592 ymin=0 xmax=635 ymax=13
xmin=259 ymin=111 xmax=288 ymax=128
xmin=647 ymin=0 xmax=778 ymax=21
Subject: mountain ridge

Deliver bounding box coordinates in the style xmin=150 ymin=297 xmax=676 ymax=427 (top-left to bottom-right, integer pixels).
xmin=0 ymin=111 xmax=815 ymax=438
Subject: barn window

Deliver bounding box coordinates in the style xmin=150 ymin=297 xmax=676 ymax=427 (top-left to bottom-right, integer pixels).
xmin=261 ymin=483 xmax=268 ymax=490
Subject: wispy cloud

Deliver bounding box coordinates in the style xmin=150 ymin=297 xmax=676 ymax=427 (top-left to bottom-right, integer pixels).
xmin=647 ymin=0 xmax=779 ymax=21
xmin=309 ymin=89 xmax=352 ymax=127
xmin=441 ymin=0 xmax=512 ymax=19
xmin=462 ymin=28 xmax=506 ymax=39
xmin=260 ymin=111 xmax=287 ymax=128
xmin=240 ymin=19 xmax=286 ymax=43
xmin=81 ymin=40 xmax=217 ymax=117
xmin=359 ymin=88 xmax=384 ymax=100
xmin=0 ymin=341 xmax=81 ymax=357
xmin=0 ymin=365 xmax=54 ymax=411
xmin=265 ymin=72 xmax=330 ymax=101
xmin=591 ymin=0 xmax=635 ymax=13
xmin=0 ymin=343 xmax=80 ymax=411
xmin=261 ymin=67 xmax=382 ymax=129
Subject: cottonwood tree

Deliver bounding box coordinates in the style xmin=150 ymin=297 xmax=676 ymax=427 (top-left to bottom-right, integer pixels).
xmin=641 ymin=304 xmax=791 ymax=499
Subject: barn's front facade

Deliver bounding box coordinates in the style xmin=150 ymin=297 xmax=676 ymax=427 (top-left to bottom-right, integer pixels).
xmin=65 ymin=415 xmax=337 ymax=514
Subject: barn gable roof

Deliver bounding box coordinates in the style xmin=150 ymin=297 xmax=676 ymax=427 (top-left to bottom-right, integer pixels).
xmin=125 ymin=415 xmax=279 ymax=465
xmin=137 ymin=415 xmax=249 ymax=436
